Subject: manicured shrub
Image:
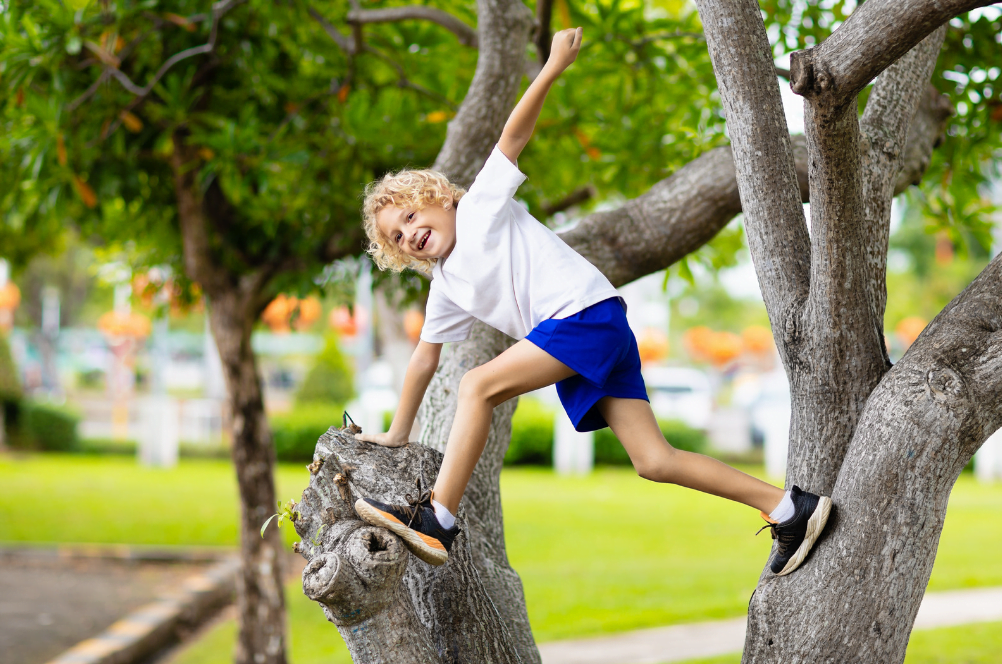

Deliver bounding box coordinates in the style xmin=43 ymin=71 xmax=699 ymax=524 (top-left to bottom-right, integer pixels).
xmin=77 ymin=438 xmax=138 ymax=456
xmin=504 ymin=398 xmax=555 ymax=466
xmin=271 ymin=403 xmax=345 ymax=462
xmin=595 ymin=418 xmax=707 ymax=465
xmin=20 ymin=402 xmax=81 ymax=452
xmin=295 ymin=332 xmax=354 ymax=406
xmin=0 ymin=333 xmax=21 ymax=403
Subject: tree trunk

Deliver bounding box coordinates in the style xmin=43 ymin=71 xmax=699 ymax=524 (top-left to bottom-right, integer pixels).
xmin=294 ymin=424 xmax=526 ymax=663
xmin=172 ymin=136 xmax=288 ymax=664
xmin=743 ymin=254 xmax=1002 ymax=662
xmin=209 ymin=293 xmax=288 ymax=664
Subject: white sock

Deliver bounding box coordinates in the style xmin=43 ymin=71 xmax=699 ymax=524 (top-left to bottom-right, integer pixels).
xmin=769 ymin=491 xmax=795 ymax=523
xmin=432 ymin=499 xmax=456 ymax=529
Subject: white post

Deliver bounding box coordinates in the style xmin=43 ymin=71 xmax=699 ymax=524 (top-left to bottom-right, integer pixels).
xmin=140 ymin=396 xmax=179 ymax=467
xmin=760 ymin=401 xmax=790 ymax=480
xmin=975 ymin=427 xmax=1002 ymax=483
xmin=553 ymin=411 xmax=594 ymax=475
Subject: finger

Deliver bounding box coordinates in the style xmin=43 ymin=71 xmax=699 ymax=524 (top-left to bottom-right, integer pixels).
xmin=355 ymin=433 xmax=372 ymax=442
xmin=574 ymin=27 xmax=583 ymax=48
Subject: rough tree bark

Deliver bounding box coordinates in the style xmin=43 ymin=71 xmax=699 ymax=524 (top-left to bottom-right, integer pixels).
xmin=688 ymin=0 xmax=1000 ymax=660
xmin=171 ymin=136 xmax=288 ymax=664
xmin=297 ymin=0 xmax=987 ymax=661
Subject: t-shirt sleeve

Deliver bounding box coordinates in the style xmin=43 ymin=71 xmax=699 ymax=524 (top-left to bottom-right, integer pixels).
xmin=463 ymin=144 xmax=528 ymax=223
xmin=420 ymin=282 xmax=476 ymax=343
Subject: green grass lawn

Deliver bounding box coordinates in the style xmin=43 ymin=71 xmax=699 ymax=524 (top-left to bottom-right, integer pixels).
xmin=2 ymin=454 xmax=1001 ymax=663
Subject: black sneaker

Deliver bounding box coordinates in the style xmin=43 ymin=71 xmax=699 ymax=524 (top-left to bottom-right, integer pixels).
xmin=354 ymin=479 xmax=460 ymax=566
xmin=758 ymin=486 xmax=833 ymax=576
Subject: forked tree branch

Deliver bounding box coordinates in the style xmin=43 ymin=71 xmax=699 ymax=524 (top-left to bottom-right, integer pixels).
xmin=558 ymin=84 xmax=948 ymax=290
xmin=746 ymin=253 xmax=1002 ymax=662
xmin=105 ymin=0 xmax=245 ymax=101
xmin=789 ymin=0 xmax=995 ymax=104
xmin=346 ymin=7 xmax=478 ymax=48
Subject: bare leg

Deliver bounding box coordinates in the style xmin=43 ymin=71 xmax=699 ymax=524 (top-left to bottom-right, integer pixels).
xmin=432 ymin=340 xmax=576 ymax=513
xmin=597 ymin=397 xmax=785 ymax=514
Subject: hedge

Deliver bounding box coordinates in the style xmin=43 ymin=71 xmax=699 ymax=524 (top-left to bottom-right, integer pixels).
xmin=7 ymin=401 xmax=81 ymax=452
xmin=270 ymin=403 xmax=345 ymax=462
xmin=504 ymin=398 xmax=708 ymax=466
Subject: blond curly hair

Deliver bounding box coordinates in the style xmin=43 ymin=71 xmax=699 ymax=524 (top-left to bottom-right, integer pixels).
xmin=362 ymin=169 xmax=466 ymax=273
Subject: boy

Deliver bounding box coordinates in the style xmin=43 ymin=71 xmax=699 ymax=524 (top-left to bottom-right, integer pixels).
xmin=354 ymin=27 xmax=831 ymax=576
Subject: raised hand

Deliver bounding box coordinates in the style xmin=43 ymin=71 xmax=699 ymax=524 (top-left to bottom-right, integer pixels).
xmin=545 ymin=27 xmax=583 ymax=75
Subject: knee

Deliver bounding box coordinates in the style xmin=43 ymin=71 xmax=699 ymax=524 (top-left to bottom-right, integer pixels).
xmin=633 ymin=446 xmax=678 ymax=483
xmin=458 ymin=367 xmax=501 ymax=407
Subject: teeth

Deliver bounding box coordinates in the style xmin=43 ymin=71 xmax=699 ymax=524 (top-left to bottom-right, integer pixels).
xmin=419 ymin=231 xmax=430 ymax=250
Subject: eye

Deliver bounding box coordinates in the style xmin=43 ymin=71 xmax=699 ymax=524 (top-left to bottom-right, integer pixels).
xmin=407 ymin=212 xmax=414 ymax=221
xmin=395 ymin=232 xmax=403 ymax=243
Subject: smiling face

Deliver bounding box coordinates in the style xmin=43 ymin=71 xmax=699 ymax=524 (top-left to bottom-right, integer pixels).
xmin=375 ymin=200 xmax=458 ymax=263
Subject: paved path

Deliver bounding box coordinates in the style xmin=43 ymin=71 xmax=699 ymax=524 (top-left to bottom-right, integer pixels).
xmin=538 ymin=586 xmax=1002 ymax=664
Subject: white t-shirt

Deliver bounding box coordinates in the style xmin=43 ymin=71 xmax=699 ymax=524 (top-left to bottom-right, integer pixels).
xmin=420 ymin=146 xmax=620 ymax=343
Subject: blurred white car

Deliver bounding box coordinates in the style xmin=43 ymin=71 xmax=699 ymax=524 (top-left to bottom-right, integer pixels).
xmin=643 ymin=367 xmax=713 ymax=430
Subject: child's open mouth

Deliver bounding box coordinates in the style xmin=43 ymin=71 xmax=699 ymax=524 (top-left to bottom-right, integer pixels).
xmin=418 ymin=231 xmax=430 ymax=251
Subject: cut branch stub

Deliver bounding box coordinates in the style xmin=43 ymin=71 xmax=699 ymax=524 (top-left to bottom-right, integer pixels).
xmin=788 ymin=0 xmax=995 ymax=105
xmin=302 ymin=528 xmax=406 ymax=625
xmin=295 ymin=425 xmax=525 ymax=664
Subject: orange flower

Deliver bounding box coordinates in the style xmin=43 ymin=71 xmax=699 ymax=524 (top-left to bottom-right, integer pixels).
xmin=0 ymin=282 xmax=21 ymax=310
xmin=329 ymin=306 xmax=358 ymax=338
xmin=403 ymin=309 xmax=424 ymax=343
xmin=262 ymin=294 xmax=298 ymax=334
xmin=741 ymin=326 xmax=774 ymax=356
xmin=895 ymin=317 xmax=926 ymax=349
xmin=97 ymin=311 xmax=151 ymax=339
xmin=295 ymin=296 xmax=322 ymax=331
xmin=637 ymin=328 xmax=669 ymax=365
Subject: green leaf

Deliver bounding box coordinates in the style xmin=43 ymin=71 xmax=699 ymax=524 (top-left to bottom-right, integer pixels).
xmin=260 ymin=514 xmax=278 ymax=538
xmin=65 ymin=0 xmax=91 ymax=9
xmin=677 ymin=257 xmax=695 ymax=286
xmin=66 ymin=36 xmax=82 ymax=56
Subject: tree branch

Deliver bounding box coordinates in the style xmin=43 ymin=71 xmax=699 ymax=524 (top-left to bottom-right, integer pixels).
xmin=557 ymin=78 xmax=947 ymax=288
xmin=307 ymin=6 xmax=356 ymax=53
xmin=859 ymin=27 xmax=947 ymax=346
xmin=432 ymin=0 xmax=534 ymax=186
xmin=346 ymin=7 xmax=478 ymax=48
xmin=693 ymin=0 xmax=810 ymax=369
xmin=789 ymin=0 xmax=994 ymax=104
xmin=362 ymin=45 xmax=458 ymax=109
xmin=534 ymin=0 xmax=553 ymax=65
xmin=541 ymin=186 xmax=594 ymax=216
xmin=106 ymin=0 xmax=245 ymax=101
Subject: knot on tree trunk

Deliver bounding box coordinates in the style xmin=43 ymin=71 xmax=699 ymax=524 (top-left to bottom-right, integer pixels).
xmin=293 ymin=424 xmax=526 ymax=663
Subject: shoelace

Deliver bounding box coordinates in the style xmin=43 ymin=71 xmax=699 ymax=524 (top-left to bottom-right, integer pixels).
xmin=756 ymin=520 xmax=798 ymax=558
xmin=400 ymin=478 xmax=433 ymax=528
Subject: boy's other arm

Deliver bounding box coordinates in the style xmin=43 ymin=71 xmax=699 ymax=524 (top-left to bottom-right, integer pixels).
xmin=355 ymin=340 xmax=442 ymax=447
xmin=497 ymin=27 xmax=582 ymax=164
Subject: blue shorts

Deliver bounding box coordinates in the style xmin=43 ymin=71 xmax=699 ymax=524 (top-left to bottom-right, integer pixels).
xmin=526 ymin=297 xmax=649 ymax=432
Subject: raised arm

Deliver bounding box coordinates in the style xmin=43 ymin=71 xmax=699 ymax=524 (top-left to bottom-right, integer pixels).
xmin=356 ymin=340 xmax=442 ymax=447
xmin=497 ymin=27 xmax=583 ymax=164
